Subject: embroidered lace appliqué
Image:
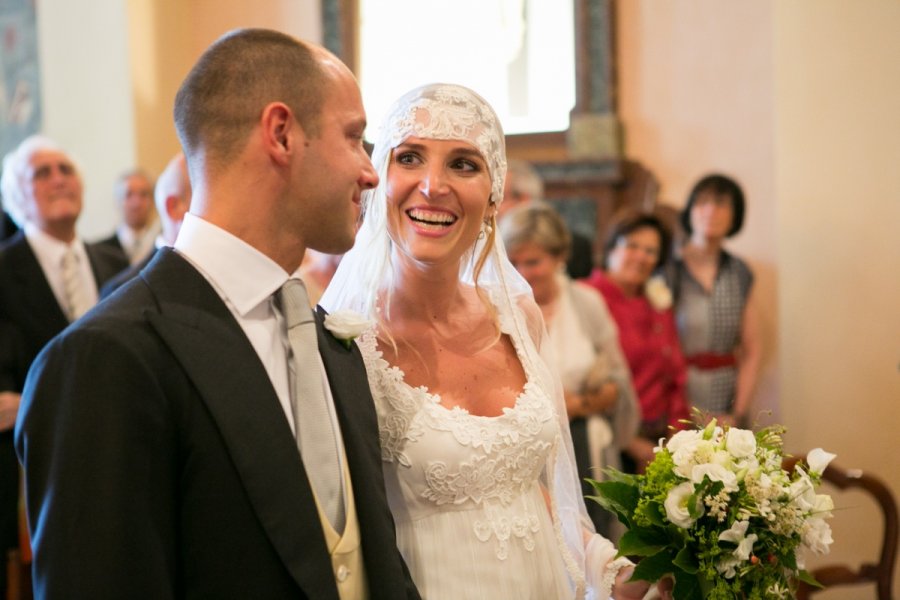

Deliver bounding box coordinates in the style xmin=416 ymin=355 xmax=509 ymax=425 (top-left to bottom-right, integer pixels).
xmin=473 ymin=506 xmax=541 ymax=561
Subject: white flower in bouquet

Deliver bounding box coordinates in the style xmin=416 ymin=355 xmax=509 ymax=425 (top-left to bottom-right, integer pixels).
xmin=724 ymin=428 xmax=756 ymax=458
xmin=664 ymin=481 xmax=701 ymax=528
xmin=801 ymin=516 xmax=834 ymax=555
xmin=806 ymin=448 xmax=837 ymax=475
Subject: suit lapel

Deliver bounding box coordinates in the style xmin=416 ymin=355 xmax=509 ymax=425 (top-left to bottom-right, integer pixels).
xmin=316 ymin=309 xmax=412 ymax=597
xmin=142 ymin=249 xmax=339 ymax=600
xmin=315 ymin=308 xmax=380 ymax=472
xmin=6 ymin=233 xmax=69 ymax=338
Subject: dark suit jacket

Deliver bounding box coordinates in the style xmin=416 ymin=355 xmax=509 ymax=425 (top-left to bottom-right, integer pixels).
xmin=0 ymin=212 xmax=18 ymax=243
xmin=94 ymin=231 xmax=129 ymax=265
xmin=16 ymin=249 xmax=419 ymax=599
xmin=100 ymin=247 xmax=157 ymax=299
xmin=0 ymin=230 xmax=128 ymax=592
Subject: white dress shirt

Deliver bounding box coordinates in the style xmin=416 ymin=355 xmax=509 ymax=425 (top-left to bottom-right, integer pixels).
xmin=24 ymin=222 xmax=99 ymax=314
xmin=174 ymin=213 xmax=345 ymax=449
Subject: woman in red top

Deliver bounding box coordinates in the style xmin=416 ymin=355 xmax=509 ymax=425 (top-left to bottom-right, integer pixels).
xmin=584 ymin=210 xmax=689 ymax=472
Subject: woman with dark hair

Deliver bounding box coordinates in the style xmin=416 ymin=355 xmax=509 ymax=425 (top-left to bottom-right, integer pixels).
xmin=670 ymin=174 xmax=760 ymax=427
xmin=584 ymin=210 xmax=689 ymax=472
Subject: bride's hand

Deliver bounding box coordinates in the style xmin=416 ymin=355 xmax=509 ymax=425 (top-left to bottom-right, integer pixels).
xmin=611 ymin=566 xmax=650 ymax=600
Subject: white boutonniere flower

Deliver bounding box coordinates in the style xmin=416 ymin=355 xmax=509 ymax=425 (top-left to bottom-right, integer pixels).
xmin=324 ymin=310 xmax=373 ymax=349
xmin=645 ymin=275 xmax=673 ymax=311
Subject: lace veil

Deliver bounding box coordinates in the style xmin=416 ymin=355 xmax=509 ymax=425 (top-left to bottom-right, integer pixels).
xmin=321 ymin=83 xmax=606 ymax=597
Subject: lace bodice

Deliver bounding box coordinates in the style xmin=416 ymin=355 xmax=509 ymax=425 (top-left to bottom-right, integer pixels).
xmin=357 ymin=304 xmax=584 ymax=598
xmin=358 ymin=319 xmax=559 ymax=522
xmin=356 ymin=293 xmax=629 ymax=599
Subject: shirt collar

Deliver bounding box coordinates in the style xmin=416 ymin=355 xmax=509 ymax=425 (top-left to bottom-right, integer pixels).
xmin=24 ymin=222 xmax=87 ymax=266
xmin=174 ymin=213 xmax=293 ymax=317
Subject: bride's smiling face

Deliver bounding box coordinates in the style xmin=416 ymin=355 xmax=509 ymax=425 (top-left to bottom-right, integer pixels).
xmin=385 ymin=136 xmax=493 ymax=268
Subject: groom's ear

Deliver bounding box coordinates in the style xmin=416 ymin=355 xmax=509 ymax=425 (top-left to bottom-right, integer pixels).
xmin=261 ymin=101 xmax=303 ymax=166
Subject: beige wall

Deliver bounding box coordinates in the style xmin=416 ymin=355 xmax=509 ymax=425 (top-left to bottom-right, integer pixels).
xmin=618 ymin=1 xmax=900 ymax=595
xmin=775 ymin=2 xmax=900 ymax=596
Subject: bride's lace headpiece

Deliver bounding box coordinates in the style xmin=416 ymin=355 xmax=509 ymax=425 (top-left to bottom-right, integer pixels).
xmin=322 ymin=83 xmax=531 ymax=319
xmin=370 ymin=83 xmax=507 ymax=206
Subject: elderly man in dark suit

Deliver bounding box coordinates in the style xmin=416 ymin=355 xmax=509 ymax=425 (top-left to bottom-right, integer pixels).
xmin=17 ymin=29 xmax=420 ymax=600
xmin=0 ymin=135 xmax=127 ymax=596
xmin=95 ymin=168 xmax=159 ymax=266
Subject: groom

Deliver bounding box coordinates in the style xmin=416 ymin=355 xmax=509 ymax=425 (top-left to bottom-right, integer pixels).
xmin=16 ymin=29 xmax=419 ymax=599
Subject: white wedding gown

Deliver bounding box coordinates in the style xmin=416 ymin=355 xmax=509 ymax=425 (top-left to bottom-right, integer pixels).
xmin=358 ymin=292 xmax=624 ymax=599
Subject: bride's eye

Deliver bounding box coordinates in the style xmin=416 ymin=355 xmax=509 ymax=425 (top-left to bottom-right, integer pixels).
xmin=450 ymin=158 xmax=481 ymax=173
xmin=395 ymin=151 xmax=421 ymax=166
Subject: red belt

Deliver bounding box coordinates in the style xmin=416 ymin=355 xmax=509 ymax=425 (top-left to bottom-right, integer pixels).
xmin=686 ymin=352 xmax=737 ymax=370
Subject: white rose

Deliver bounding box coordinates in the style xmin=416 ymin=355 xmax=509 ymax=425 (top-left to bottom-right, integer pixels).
xmin=666 ymin=429 xmax=702 ymax=454
xmin=691 ymin=463 xmax=739 ymax=492
xmin=725 ymin=428 xmax=757 ymax=458
xmin=323 ymin=310 xmax=373 ymax=344
xmin=664 ymin=482 xmax=700 ymax=528
xmin=645 ymin=275 xmax=673 ymax=311
xmin=801 ymin=517 xmax=833 ymax=555
xmin=806 ymin=448 xmax=837 ymax=475
xmin=671 ymin=438 xmax=716 ymax=478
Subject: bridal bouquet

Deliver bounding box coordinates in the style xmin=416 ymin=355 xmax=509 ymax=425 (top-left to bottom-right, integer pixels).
xmin=589 ymin=420 xmax=835 ymax=599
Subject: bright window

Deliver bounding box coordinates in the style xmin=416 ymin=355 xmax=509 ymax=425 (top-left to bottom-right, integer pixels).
xmin=358 ymin=0 xmax=576 ymax=136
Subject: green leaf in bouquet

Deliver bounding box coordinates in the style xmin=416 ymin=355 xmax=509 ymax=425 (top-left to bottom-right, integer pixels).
xmin=672 ymin=569 xmax=704 ymax=600
xmin=630 ymin=549 xmax=674 ymax=582
xmin=586 ymin=480 xmax=638 ymax=524
xmin=601 ymin=468 xmax=640 ymax=485
xmin=781 ymin=549 xmax=798 ymax=571
xmin=796 ymin=569 xmax=825 ymax=589
xmin=673 ymin=546 xmax=699 ymax=574
xmin=642 ymin=499 xmax=668 ymax=527
xmin=619 ymin=528 xmax=670 ymax=557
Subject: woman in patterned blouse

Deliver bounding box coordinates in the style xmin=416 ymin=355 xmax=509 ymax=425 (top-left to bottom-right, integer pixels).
xmin=668 ymin=174 xmax=761 ymax=427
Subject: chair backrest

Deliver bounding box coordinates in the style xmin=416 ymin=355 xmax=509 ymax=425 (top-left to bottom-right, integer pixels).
xmin=784 ymin=456 xmax=898 ymax=600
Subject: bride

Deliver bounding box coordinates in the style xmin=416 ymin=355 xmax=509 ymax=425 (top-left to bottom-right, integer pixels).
xmin=322 ymin=83 xmax=652 ymax=599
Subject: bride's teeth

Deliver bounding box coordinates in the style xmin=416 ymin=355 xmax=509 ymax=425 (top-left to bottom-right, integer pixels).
xmin=408 ymin=208 xmax=456 ymax=225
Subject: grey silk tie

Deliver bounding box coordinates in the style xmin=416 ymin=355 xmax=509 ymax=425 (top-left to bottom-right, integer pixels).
xmin=61 ymin=247 xmax=90 ymax=321
xmin=278 ymin=278 xmax=345 ymax=532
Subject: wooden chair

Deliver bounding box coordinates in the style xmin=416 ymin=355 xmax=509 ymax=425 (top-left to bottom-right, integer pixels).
xmin=784 ymin=456 xmax=898 ymax=599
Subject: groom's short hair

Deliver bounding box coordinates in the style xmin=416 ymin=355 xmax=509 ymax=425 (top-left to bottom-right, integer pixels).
xmin=174 ymin=28 xmax=328 ymax=169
